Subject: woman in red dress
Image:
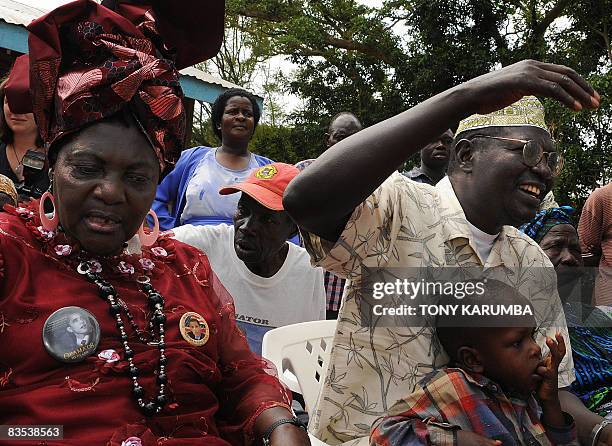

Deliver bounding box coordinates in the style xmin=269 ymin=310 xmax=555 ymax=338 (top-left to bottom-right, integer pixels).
xmin=0 ymin=1 xmax=309 ymax=445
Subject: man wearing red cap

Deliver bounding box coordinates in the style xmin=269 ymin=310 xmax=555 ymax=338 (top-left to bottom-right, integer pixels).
xmin=172 ymin=162 xmax=326 ymax=354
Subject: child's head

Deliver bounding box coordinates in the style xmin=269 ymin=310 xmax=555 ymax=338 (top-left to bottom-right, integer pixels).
xmin=436 ymin=280 xmax=542 ymax=395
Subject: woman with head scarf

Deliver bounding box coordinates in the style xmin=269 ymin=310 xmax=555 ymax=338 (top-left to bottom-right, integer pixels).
xmin=152 ymin=88 xmax=273 ymax=230
xmin=0 ymin=1 xmax=309 ymax=444
xmin=520 ymin=207 xmax=612 ymax=443
xmin=520 ymin=206 xmax=584 ymax=296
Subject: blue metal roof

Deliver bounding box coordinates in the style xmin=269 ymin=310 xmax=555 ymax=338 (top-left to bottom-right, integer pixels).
xmin=0 ymin=19 xmax=27 ymax=53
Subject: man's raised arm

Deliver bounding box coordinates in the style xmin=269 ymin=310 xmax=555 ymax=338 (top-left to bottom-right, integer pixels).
xmin=282 ymin=60 xmax=599 ymax=242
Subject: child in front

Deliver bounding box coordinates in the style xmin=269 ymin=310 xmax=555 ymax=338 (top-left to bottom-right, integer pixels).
xmin=370 ymin=280 xmax=577 ymax=446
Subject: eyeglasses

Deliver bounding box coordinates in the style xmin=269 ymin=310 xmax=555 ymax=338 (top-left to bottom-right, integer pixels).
xmin=464 ymin=135 xmax=564 ymax=177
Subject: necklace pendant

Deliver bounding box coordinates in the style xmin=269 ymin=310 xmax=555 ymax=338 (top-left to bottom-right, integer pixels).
xmin=15 ymin=164 xmax=23 ymax=178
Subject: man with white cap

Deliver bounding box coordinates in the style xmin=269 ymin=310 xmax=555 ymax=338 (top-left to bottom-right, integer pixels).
xmin=283 ymin=60 xmax=602 ymax=445
xmin=172 ymin=162 xmax=326 ymax=355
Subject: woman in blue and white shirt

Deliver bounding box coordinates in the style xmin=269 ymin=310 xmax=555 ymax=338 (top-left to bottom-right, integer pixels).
xmin=153 ymin=88 xmax=273 ymax=229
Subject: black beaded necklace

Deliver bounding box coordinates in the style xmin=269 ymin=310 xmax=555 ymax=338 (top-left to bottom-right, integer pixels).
xmin=77 ymin=260 xmax=168 ymax=417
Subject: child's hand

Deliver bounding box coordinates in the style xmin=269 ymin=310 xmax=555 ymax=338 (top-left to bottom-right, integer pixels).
xmin=536 ymin=333 xmax=566 ymax=404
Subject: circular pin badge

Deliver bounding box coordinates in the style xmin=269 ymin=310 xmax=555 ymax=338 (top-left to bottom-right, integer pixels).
xmin=255 ymin=165 xmax=278 ymax=179
xmin=179 ymin=312 xmax=210 ymax=347
xmin=42 ymin=306 xmax=100 ymax=363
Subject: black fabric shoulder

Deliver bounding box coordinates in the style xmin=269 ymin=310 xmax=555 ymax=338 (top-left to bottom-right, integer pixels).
xmin=0 ymin=143 xmax=17 ymax=182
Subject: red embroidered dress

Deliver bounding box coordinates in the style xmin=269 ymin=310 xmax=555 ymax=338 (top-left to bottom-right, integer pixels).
xmin=0 ymin=202 xmax=291 ymax=445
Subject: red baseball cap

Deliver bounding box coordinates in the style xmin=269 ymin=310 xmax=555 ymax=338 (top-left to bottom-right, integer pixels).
xmin=219 ymin=162 xmax=299 ymax=211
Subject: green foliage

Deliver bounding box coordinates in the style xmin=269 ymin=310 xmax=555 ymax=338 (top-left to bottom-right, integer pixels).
xmin=189 ymin=102 xmax=215 ymax=148
xmin=249 ymin=123 xmax=305 ymax=163
xmin=545 ymin=72 xmax=612 ymax=213
xmin=196 ymin=0 xmax=612 ymax=207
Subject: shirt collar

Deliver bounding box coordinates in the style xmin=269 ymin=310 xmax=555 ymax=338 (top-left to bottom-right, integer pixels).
xmin=435 ymin=176 xmax=472 ymax=242
xmin=436 ymin=176 xmax=524 ymax=267
xmin=447 ymin=367 xmax=504 ymax=394
xmin=404 ymin=166 xmax=434 ymax=184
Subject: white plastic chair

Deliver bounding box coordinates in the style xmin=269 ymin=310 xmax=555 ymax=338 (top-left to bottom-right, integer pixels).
xmin=262 ymin=319 xmax=337 ymax=413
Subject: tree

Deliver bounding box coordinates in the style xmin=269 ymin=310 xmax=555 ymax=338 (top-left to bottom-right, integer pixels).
xmin=224 ymin=0 xmax=611 ymax=211
xmin=189 ymin=16 xmax=292 ymax=151
xmin=546 ymin=73 xmax=612 ymax=212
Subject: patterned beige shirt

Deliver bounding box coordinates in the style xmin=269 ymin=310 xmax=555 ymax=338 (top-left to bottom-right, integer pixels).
xmin=303 ymin=173 xmax=574 ymax=446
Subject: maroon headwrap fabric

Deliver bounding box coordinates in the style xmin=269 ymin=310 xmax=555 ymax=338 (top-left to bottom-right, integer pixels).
xmin=27 ymin=0 xmax=224 ymax=171
xmin=5 ymin=54 xmax=33 ymax=114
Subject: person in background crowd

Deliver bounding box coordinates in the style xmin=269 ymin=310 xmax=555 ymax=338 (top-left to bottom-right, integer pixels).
xmin=403 ymin=129 xmax=454 ymax=185
xmin=578 ymin=182 xmax=612 ymax=306
xmin=521 ymin=206 xmax=586 ymax=302
xmin=0 ymin=1 xmax=310 ymax=445
xmin=326 ymin=112 xmax=363 ymax=148
xmin=153 ymin=89 xmax=273 ymax=230
xmin=0 ymin=173 xmax=17 ymax=209
xmin=0 ymin=54 xmax=48 ymax=201
xmin=284 ymin=60 xmax=600 ymax=445
xmin=295 ymin=112 xmax=363 ymax=319
xmin=295 ymin=112 xmax=362 ymax=172
xmin=172 ymin=162 xmax=326 ymax=355
xmin=521 ymin=207 xmax=612 ymax=445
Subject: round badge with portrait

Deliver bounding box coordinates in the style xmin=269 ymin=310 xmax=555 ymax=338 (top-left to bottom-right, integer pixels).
xmin=179 ymin=312 xmax=210 ymax=347
xmin=42 ymin=306 xmax=100 ymax=363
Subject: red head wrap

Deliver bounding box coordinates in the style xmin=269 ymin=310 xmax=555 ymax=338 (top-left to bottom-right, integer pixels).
xmin=27 ymin=0 xmax=224 ymax=171
xmin=5 ymin=54 xmax=33 ymax=114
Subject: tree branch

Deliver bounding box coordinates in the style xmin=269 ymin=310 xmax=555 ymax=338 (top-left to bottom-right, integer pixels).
xmin=322 ymin=35 xmax=393 ymax=63
xmin=383 ymin=18 xmax=402 ymax=32
xmin=282 ymin=44 xmax=327 ymax=58
xmin=234 ymin=5 xmax=393 ymax=64
xmin=233 ymin=6 xmax=285 ymax=23
xmin=532 ymin=0 xmax=572 ymax=38
xmin=594 ymin=22 xmax=611 ymax=63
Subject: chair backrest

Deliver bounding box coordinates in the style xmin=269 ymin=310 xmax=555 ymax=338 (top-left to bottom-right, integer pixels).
xmin=262 ymin=319 xmax=338 ymax=412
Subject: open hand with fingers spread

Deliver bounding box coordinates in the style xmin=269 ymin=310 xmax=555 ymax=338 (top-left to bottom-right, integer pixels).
xmin=461 ymin=60 xmax=600 ymax=116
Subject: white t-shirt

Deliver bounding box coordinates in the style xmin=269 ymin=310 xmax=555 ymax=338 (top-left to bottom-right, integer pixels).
xmin=181 ymin=148 xmax=263 ymax=224
xmin=467 ymin=220 xmax=499 ymax=263
xmin=172 ymin=224 xmax=326 ymax=354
